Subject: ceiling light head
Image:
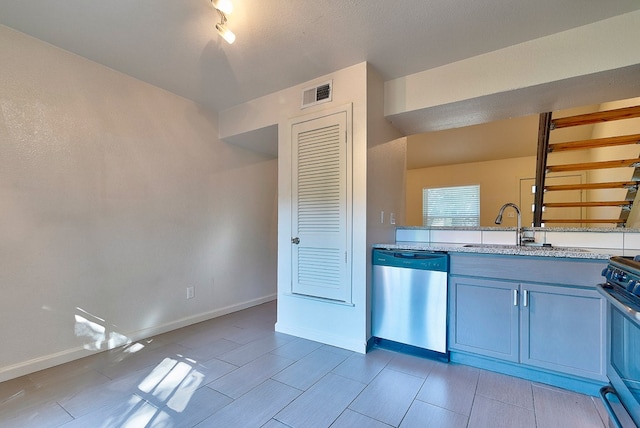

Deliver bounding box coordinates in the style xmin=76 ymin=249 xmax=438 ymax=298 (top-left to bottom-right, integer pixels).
xmin=211 ymin=0 xmax=233 ymax=15
xmin=209 ymin=0 xmax=235 ymax=43
xmin=216 ymin=23 xmax=236 ymax=44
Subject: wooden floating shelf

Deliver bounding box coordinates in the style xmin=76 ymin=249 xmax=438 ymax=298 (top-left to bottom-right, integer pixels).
xmin=548 ymin=134 xmax=640 ymax=152
xmin=546 ymin=158 xmax=640 ymax=173
xmin=544 ymin=181 xmax=639 ymax=192
xmin=544 ymin=201 xmax=632 ymax=208
xmin=552 ymin=106 xmax=640 ymax=129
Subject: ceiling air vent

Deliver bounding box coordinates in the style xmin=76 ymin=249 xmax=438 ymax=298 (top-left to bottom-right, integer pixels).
xmin=301 ymin=80 xmax=333 ymax=109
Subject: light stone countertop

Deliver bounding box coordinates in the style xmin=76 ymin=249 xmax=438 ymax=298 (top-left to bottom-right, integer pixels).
xmin=373 ymin=242 xmax=613 ymax=260
xmin=396 ymin=226 xmax=640 ymax=233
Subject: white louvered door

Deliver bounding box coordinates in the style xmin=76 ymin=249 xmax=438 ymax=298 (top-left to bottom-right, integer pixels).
xmin=291 ymin=109 xmax=351 ymax=302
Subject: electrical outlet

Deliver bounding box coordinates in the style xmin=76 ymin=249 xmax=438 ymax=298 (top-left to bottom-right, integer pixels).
xmin=380 ymin=211 xmax=385 ymax=224
xmin=186 ymin=286 xmax=195 ymax=299
xmin=390 ymin=212 xmax=396 ymax=225
xmin=507 ymin=212 xmax=515 ymax=218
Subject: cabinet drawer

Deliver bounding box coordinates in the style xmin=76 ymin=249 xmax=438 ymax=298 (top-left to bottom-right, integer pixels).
xmin=449 ymin=253 xmax=605 ymax=287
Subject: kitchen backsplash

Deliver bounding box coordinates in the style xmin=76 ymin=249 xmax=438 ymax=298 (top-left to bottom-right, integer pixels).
xmin=395 ymin=227 xmax=640 ymax=257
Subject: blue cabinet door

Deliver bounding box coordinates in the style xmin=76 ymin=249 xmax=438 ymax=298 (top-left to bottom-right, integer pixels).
xmin=449 ymin=277 xmax=519 ymax=362
xmin=520 ymin=283 xmax=607 ymax=381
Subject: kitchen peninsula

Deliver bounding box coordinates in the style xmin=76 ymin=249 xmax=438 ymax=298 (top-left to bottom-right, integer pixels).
xmin=373 ymin=226 xmax=640 ymax=396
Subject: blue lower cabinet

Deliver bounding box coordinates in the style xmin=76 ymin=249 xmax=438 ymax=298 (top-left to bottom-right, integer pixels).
xmin=448 ymin=254 xmax=607 ymax=395
xmin=449 ymin=277 xmax=519 ymax=362
xmin=520 ymin=282 xmax=606 ymax=381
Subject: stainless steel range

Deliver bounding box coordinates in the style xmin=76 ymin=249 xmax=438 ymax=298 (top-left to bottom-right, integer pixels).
xmin=599 ymin=256 xmax=640 ymax=427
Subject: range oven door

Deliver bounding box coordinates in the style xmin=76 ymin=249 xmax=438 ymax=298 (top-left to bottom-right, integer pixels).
xmin=598 ymin=284 xmax=640 ymax=427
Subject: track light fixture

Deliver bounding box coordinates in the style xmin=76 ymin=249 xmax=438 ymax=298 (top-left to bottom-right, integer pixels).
xmin=211 ymin=0 xmax=235 ymax=44
xmin=216 ymin=22 xmax=236 ymax=44
xmin=211 ymin=0 xmax=233 ymax=15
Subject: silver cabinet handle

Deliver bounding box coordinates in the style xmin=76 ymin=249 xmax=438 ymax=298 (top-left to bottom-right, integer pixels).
xmin=513 ymin=289 xmax=518 ymax=306
xmin=523 ymin=289 xmax=529 ymax=307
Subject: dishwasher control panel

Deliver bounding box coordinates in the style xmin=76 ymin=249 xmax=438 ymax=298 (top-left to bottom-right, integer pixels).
xmin=373 ymin=250 xmax=448 ymax=272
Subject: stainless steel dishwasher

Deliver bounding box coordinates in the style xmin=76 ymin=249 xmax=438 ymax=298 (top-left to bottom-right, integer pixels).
xmin=372 ymin=249 xmax=449 ymax=355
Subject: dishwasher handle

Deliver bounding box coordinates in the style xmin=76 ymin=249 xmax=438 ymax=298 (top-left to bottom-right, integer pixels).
xmin=392 ymin=252 xmax=444 ymax=259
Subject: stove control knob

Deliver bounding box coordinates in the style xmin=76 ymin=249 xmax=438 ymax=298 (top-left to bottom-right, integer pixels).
xmin=612 ymin=269 xmax=627 ymax=282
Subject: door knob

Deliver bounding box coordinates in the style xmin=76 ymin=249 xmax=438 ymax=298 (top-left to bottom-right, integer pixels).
xmin=291 ymin=237 xmax=300 ymax=244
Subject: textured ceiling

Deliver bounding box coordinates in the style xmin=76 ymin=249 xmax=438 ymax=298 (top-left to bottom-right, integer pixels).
xmin=1 ymin=0 xmax=639 ymax=115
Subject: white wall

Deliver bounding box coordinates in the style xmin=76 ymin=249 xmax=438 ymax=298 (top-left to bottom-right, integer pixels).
xmin=406 ymin=157 xmax=536 ymax=227
xmin=0 ymin=26 xmax=278 ymax=381
xmin=366 ymin=65 xmax=406 ymax=338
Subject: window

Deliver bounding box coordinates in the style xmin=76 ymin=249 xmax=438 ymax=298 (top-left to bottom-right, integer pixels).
xmin=423 ymin=185 xmax=480 ymax=226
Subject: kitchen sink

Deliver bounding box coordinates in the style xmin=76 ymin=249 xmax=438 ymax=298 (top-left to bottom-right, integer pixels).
xmin=463 ymin=243 xmax=543 ymax=249
xmin=462 ymin=243 xmax=591 ymax=252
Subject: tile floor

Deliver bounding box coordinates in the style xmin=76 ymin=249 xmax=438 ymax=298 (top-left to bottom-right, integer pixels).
xmin=0 ymin=301 xmax=610 ymax=427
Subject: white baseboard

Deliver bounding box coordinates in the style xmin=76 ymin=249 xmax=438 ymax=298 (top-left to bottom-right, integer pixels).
xmin=0 ymin=294 xmax=277 ymax=383
xmin=275 ymin=321 xmax=367 ymax=354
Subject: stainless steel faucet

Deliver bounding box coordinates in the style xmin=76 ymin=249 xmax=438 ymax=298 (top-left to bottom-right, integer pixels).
xmin=495 ymin=202 xmax=522 ymax=246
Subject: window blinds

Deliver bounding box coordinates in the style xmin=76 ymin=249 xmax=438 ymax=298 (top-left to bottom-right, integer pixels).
xmin=423 ymin=185 xmax=480 ymax=226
